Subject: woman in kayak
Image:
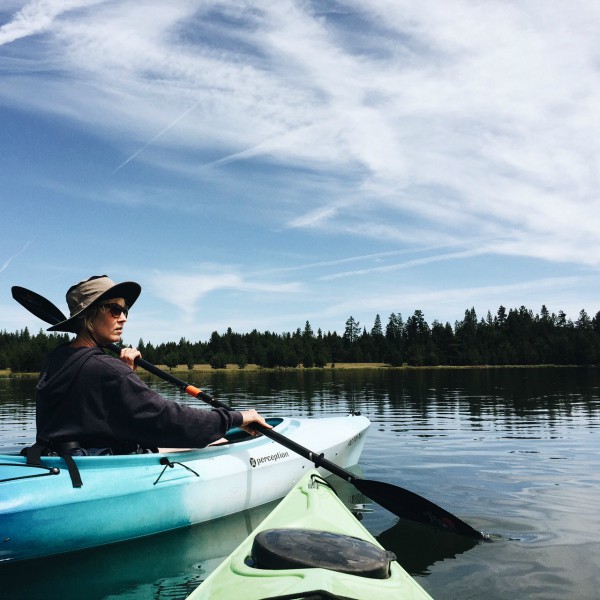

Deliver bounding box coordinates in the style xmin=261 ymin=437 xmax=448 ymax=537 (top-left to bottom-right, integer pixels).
xmin=35 ymin=274 xmax=270 ymax=456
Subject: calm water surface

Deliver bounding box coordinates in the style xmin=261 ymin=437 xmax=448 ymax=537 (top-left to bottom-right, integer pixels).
xmin=1 ymin=367 xmax=599 ymax=599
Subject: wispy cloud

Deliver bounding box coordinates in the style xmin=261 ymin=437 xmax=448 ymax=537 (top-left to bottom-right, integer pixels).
xmin=319 ymin=248 xmax=489 ymax=281
xmin=4 ymin=2 xmax=598 ymax=246
xmin=146 ymin=267 xmax=302 ymax=314
xmin=0 ymin=0 xmax=103 ymax=46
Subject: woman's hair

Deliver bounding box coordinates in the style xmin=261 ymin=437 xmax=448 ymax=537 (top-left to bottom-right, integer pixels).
xmin=76 ymin=304 xmax=101 ymax=336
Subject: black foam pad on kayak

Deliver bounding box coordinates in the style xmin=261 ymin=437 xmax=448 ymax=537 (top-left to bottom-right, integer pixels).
xmin=248 ymin=528 xmax=396 ymax=580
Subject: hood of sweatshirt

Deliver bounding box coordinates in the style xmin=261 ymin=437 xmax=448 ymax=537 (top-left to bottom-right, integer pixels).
xmin=36 ymin=345 xmax=103 ymax=411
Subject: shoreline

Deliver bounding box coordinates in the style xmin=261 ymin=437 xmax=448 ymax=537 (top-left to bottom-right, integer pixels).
xmin=1 ymin=362 xmax=593 ymax=379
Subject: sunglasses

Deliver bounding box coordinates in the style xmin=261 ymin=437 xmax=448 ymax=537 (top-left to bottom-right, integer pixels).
xmin=99 ymin=303 xmax=130 ymax=318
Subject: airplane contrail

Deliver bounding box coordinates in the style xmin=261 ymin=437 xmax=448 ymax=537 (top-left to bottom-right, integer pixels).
xmin=0 ymin=241 xmax=31 ymax=273
xmin=112 ymin=102 xmax=199 ymax=174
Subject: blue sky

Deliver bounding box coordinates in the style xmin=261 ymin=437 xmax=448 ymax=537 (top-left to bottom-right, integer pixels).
xmin=1 ymin=0 xmax=600 ymax=346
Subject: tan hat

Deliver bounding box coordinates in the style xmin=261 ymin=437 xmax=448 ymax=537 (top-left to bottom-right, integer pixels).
xmin=47 ymin=275 xmax=141 ymax=333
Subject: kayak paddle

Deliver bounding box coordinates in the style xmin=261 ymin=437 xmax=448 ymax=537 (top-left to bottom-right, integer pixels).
xmin=11 ymin=285 xmax=488 ymax=540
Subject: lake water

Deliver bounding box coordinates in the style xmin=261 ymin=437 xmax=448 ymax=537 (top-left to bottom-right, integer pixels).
xmin=1 ymin=367 xmax=600 ymax=599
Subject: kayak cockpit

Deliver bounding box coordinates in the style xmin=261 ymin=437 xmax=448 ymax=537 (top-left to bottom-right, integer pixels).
xmin=222 ymin=417 xmax=283 ymax=444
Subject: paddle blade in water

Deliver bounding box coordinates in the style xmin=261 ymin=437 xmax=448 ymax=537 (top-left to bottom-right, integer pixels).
xmin=353 ymin=478 xmax=487 ymax=541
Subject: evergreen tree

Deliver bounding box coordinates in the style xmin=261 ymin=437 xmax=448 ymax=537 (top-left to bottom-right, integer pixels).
xmin=575 ymin=309 xmax=592 ymax=330
xmin=371 ymin=314 xmax=383 ymax=337
xmin=343 ymin=316 xmax=361 ymax=343
xmin=370 ymin=314 xmax=385 ymax=361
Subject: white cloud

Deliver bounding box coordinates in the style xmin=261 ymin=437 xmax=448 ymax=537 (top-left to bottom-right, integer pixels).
xmin=146 ymin=268 xmax=302 ymax=314
xmin=0 ymin=0 xmax=104 ymax=46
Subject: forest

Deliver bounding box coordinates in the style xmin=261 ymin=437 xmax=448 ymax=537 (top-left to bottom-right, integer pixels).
xmin=2 ymin=304 xmax=600 ymax=373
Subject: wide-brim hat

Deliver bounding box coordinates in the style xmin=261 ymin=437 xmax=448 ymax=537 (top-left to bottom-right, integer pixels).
xmin=47 ymin=275 xmax=141 ymax=333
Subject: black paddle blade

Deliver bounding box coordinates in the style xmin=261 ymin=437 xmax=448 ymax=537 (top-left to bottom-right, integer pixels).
xmin=11 ymin=286 xmax=66 ymax=326
xmin=353 ymin=478 xmax=488 ymax=541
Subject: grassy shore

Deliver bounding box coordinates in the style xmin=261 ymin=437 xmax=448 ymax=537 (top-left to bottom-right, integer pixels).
xmin=0 ymin=363 xmax=387 ymax=377
xmin=178 ymin=362 xmax=391 ymax=372
xmin=1 ymin=362 xmax=586 ymax=379
xmin=150 ymin=362 xmax=581 ymax=373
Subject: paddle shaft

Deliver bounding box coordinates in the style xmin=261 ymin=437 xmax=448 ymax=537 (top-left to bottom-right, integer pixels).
xmin=108 ymin=342 xmax=359 ymax=482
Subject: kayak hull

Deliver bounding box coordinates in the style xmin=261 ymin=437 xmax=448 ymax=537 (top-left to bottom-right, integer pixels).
xmin=0 ymin=414 xmax=369 ymax=562
xmin=190 ymin=469 xmax=434 ymax=600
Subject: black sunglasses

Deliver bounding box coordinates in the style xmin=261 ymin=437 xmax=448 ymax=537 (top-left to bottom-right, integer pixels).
xmin=99 ymin=303 xmax=130 ymax=318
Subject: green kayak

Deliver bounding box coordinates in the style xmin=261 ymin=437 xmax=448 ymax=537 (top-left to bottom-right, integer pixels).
xmin=190 ymin=469 xmax=433 ymax=600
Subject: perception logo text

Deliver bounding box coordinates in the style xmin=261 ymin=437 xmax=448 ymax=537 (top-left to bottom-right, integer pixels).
xmin=249 ymin=451 xmax=290 ymax=468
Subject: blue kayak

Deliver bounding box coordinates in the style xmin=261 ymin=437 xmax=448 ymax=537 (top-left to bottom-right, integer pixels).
xmin=0 ymin=414 xmax=370 ymax=562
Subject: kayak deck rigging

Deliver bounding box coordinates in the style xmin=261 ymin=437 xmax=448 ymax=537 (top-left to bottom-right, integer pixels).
xmin=0 ymin=460 xmax=60 ymax=483
xmin=153 ymin=456 xmax=200 ymax=485
xmin=0 ymin=417 xmax=285 ymax=487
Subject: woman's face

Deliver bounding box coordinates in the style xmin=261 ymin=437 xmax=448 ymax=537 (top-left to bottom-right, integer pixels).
xmin=91 ymin=297 xmax=129 ymax=345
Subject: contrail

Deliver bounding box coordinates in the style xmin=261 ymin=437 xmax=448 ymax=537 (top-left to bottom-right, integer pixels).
xmin=0 ymin=241 xmax=31 ymax=273
xmin=204 ymin=140 xmax=270 ymax=167
xmin=112 ymin=102 xmax=198 ymax=174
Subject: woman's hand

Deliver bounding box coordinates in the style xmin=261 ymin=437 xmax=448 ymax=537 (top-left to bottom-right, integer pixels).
xmin=239 ymin=409 xmax=272 ymax=436
xmin=120 ymin=346 xmax=141 ymax=371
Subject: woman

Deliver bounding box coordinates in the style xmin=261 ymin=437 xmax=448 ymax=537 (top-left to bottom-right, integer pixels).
xmin=36 ymin=275 xmax=270 ymax=456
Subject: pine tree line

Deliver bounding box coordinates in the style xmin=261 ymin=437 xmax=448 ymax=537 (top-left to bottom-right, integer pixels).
xmin=0 ymin=329 xmax=71 ymax=372
xmin=3 ymin=305 xmax=599 ymax=372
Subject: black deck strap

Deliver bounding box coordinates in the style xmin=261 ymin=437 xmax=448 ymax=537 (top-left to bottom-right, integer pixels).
xmin=58 ymin=452 xmax=83 ymax=488
xmin=153 ymin=457 xmax=200 ymax=486
xmin=25 ymin=442 xmax=45 ymax=468
xmin=24 ymin=442 xmax=83 ymax=488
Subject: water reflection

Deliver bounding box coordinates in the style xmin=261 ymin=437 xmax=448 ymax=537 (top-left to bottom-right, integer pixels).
xmin=0 ymin=499 xmax=278 ymax=600
xmin=0 ymin=378 xmax=36 ymax=446
xmin=130 ymin=368 xmax=600 ymax=444
xmin=377 ymin=519 xmax=478 ymax=575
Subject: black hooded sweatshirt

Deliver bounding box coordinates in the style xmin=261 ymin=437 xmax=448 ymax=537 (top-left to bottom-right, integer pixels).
xmin=35 ymin=344 xmax=243 ymax=452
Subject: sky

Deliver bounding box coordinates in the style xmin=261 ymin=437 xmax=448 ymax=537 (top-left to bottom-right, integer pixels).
xmin=1 ymin=0 xmax=600 ymax=346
